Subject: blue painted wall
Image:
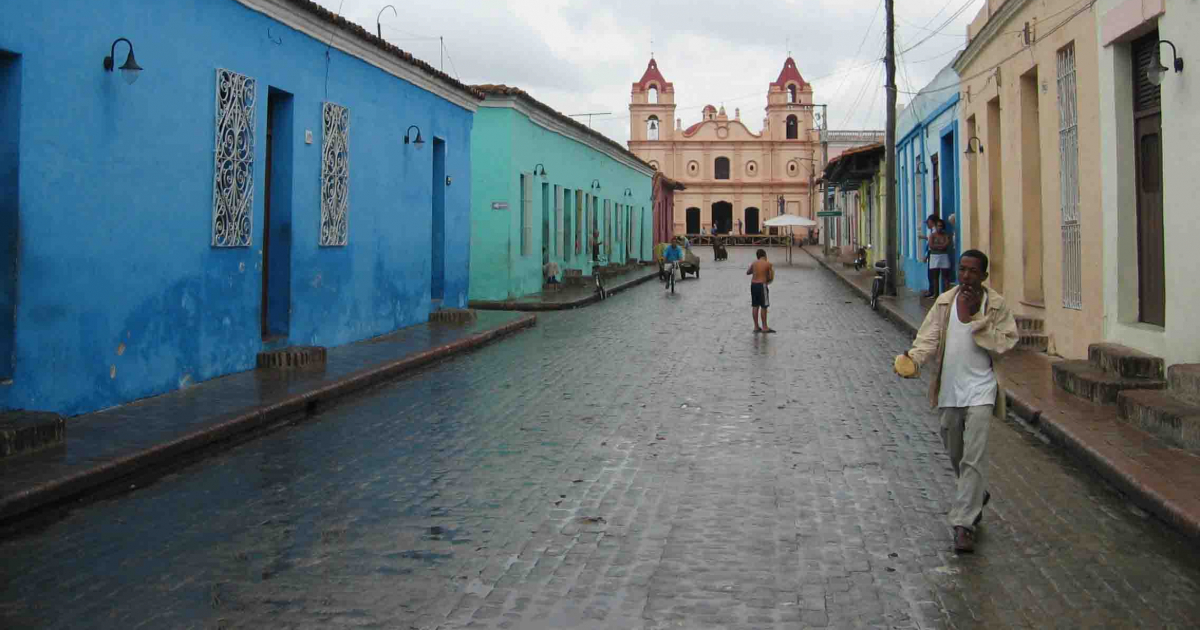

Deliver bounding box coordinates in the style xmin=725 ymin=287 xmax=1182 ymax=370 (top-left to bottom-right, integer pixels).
xmin=469 ymin=104 xmax=654 ymax=301
xmin=897 ymin=67 xmax=960 ymax=294
xmin=0 ymin=0 xmax=475 ymax=414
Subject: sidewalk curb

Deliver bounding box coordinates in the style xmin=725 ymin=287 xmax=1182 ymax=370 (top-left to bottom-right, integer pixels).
xmin=470 ymin=268 xmax=659 ymax=311
xmin=805 ymin=250 xmax=920 ymax=335
xmin=0 ymin=314 xmax=537 ymax=524
xmin=807 ymin=248 xmax=1200 ymax=540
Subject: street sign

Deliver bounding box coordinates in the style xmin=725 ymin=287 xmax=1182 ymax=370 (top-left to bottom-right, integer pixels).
xmin=817 ymin=211 xmax=842 ymax=217
xmin=491 ymin=201 xmax=509 ymax=210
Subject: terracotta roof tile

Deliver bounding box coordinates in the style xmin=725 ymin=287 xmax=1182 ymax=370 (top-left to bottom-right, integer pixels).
xmin=286 ymin=0 xmax=483 ymax=100
xmin=473 ymin=84 xmax=655 ymax=171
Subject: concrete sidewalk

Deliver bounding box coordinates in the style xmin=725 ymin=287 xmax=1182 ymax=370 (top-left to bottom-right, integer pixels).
xmin=0 ymin=311 xmax=536 ymax=526
xmin=469 ymin=266 xmax=659 ymax=311
xmin=807 ymin=248 xmax=1200 ymax=540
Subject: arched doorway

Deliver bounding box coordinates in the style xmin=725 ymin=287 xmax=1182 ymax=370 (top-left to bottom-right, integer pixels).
xmin=712 ymin=202 xmax=733 ymax=234
xmin=786 ymin=115 xmax=798 ymax=140
xmin=745 ymin=207 xmax=760 ymax=234
xmin=685 ymin=207 xmax=701 ymax=235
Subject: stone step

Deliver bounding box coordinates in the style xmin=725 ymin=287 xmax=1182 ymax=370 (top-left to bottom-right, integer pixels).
xmin=0 ymin=411 xmax=66 ymax=459
xmin=1168 ymin=364 xmax=1200 ymax=406
xmin=1015 ymin=315 xmax=1045 ymax=334
xmin=1117 ymin=389 xmax=1200 ymax=451
xmin=1017 ymin=333 xmax=1049 ymax=353
xmin=1088 ymin=343 xmax=1165 ymax=380
xmin=1052 ymin=360 xmax=1166 ymax=405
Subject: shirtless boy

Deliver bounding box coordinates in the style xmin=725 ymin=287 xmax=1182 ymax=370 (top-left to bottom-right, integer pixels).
xmin=746 ymin=249 xmax=775 ymax=333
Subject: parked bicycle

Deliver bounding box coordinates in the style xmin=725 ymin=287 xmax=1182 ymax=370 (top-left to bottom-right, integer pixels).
xmin=870 ymin=259 xmax=890 ymax=311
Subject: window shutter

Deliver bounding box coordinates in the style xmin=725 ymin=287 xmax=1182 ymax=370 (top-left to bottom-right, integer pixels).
xmin=1132 ymin=32 xmax=1162 ymax=114
xmin=521 ymin=173 xmax=533 ymax=256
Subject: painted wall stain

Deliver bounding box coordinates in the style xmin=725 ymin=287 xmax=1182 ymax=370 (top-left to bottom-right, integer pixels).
xmin=116 ymin=343 xmax=125 ymax=356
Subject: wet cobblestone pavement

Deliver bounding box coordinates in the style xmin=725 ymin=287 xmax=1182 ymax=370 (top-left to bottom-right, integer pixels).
xmin=3 ymin=248 xmax=1200 ymax=629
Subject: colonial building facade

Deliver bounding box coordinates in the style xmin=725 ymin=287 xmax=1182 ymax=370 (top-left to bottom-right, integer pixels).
xmin=627 ymin=58 xmax=820 ymax=235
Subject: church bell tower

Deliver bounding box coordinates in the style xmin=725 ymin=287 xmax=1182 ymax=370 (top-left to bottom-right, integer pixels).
xmin=629 ymin=58 xmax=676 ymax=143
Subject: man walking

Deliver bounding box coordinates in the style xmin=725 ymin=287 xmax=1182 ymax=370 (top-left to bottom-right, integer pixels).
xmin=900 ymin=250 xmax=1018 ymax=553
xmin=746 ymin=249 xmax=775 ymax=333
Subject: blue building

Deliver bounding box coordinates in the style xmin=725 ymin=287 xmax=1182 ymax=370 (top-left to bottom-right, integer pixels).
xmin=1 ymin=0 xmax=480 ymax=415
xmin=896 ymin=65 xmax=962 ymax=294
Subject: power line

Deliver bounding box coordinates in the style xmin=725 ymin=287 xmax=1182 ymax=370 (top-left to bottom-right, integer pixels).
xmin=829 ymin=0 xmax=885 ymax=111
xmin=899 ymin=0 xmax=983 ymax=55
xmin=896 ymin=0 xmax=1098 ymax=95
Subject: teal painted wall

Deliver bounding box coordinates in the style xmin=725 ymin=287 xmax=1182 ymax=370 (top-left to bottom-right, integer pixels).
xmin=469 ymin=106 xmax=654 ymax=301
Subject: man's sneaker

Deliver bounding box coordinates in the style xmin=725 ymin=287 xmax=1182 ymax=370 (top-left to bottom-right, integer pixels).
xmin=973 ymin=490 xmax=991 ymax=527
xmin=953 ymin=526 xmax=975 ymax=553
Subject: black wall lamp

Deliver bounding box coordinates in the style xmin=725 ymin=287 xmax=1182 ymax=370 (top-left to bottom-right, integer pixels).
xmin=376 ymin=5 xmax=397 ymax=39
xmin=404 ymin=125 xmax=424 ymax=146
xmin=590 ymin=179 xmax=601 ymax=190
xmin=533 ymin=163 xmax=548 ymax=177
xmin=103 ymin=38 xmax=143 ymax=85
xmin=623 ymin=187 xmax=633 ymax=197
xmin=964 ymin=136 xmax=985 ymax=155
xmin=445 ymin=176 xmax=452 ymax=186
xmin=1148 ymin=40 xmax=1184 ymax=86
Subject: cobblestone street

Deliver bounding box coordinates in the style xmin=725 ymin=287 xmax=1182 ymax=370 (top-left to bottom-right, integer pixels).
xmin=3 ymin=247 xmax=1199 ymax=629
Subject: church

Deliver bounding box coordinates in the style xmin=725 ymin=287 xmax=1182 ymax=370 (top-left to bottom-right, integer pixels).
xmin=627 ymin=57 xmax=821 ymax=236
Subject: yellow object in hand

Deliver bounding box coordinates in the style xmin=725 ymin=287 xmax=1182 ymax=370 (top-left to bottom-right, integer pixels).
xmin=894 ymin=353 xmax=918 ymax=378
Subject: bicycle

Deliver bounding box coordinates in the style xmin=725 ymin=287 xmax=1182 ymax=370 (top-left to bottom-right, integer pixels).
xmin=870 ymin=259 xmax=890 ymax=311
xmin=663 ymin=261 xmax=678 ymax=294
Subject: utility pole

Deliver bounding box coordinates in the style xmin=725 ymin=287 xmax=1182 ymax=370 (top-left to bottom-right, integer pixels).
xmin=884 ymin=0 xmax=899 ymax=295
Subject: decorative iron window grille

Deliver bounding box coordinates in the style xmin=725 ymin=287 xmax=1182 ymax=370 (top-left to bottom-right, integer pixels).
xmin=320 ymin=102 xmax=350 ymax=246
xmin=1057 ymin=43 xmax=1082 ymax=310
xmin=212 ymin=68 xmax=256 ymax=247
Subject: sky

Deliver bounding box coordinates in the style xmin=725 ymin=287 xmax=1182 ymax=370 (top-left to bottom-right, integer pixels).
xmin=313 ymin=0 xmax=983 ymax=144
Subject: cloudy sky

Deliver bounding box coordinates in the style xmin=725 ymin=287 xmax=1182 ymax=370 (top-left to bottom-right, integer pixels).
xmin=314 ymin=0 xmax=982 ymax=144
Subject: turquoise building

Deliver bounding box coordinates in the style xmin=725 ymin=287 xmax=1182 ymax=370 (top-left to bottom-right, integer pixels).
xmin=896 ymin=65 xmax=962 ymax=293
xmin=468 ymin=86 xmax=656 ymax=301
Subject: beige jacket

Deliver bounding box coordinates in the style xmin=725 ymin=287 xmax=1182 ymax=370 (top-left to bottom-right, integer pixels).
xmin=907 ymin=285 xmax=1020 ymax=411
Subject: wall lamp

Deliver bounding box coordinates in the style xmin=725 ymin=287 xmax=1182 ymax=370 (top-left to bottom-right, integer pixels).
xmin=103 ymin=38 xmax=143 ymax=85
xmin=1148 ymin=40 xmax=1184 ymax=87
xmin=964 ymin=136 xmax=985 ymax=155
xmin=376 ymin=5 xmax=397 ymax=39
xmin=404 ymin=125 xmax=424 ymax=146
xmin=533 ymin=163 xmax=548 ymax=177
xmin=590 ymin=179 xmax=601 ymax=190
xmin=623 ymin=188 xmax=633 ymax=197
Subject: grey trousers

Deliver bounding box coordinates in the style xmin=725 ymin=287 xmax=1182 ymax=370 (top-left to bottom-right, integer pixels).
xmin=939 ymin=405 xmax=992 ymax=529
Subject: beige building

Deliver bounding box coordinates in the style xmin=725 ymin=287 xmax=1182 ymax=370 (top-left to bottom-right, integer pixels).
xmin=627 ymin=57 xmax=820 ymax=235
xmin=954 ymin=0 xmax=1103 ymax=360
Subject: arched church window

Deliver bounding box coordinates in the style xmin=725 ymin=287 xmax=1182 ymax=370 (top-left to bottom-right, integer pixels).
xmin=788 ymin=85 xmax=797 ymax=103
xmin=648 ymin=85 xmax=658 ymax=104
xmin=786 ymin=115 xmax=799 ymax=140
xmin=647 ymin=116 xmax=660 ymax=140
xmin=714 ymin=157 xmax=730 ymax=180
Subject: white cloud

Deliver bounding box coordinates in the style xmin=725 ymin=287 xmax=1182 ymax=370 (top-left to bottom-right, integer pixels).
xmin=312 ymin=0 xmax=981 ymax=143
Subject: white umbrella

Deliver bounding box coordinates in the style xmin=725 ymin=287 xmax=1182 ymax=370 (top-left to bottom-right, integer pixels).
xmin=763 ymin=215 xmax=817 ymax=264
xmin=763 ymin=215 xmax=817 ymax=227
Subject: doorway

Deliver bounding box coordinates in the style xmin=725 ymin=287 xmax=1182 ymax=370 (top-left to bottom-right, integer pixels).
xmin=745 ymin=207 xmax=760 ymax=234
xmin=712 ymin=201 xmax=732 ymax=234
xmin=986 ymin=97 xmax=1005 ymax=293
xmin=1133 ymin=32 xmax=1165 ymax=325
xmin=686 ymin=207 xmax=700 ymax=234
xmin=1 ymin=52 xmax=19 ymax=379
xmin=262 ymin=87 xmax=293 ymax=340
xmin=1020 ymin=68 xmax=1044 ymax=304
xmin=431 ymin=137 xmax=446 ymax=302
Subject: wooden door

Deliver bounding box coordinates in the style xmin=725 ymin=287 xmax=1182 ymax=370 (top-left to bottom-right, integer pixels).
xmin=1133 ymin=32 xmax=1165 ymax=325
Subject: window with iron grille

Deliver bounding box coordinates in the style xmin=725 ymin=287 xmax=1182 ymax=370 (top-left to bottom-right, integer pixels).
xmin=521 ymin=174 xmax=532 ymax=256
xmin=1057 ymin=42 xmax=1082 ymax=310
xmin=212 ymin=68 xmax=256 ymax=247
xmin=554 ymin=184 xmax=564 ymax=259
xmin=319 ymin=102 xmax=350 ymax=246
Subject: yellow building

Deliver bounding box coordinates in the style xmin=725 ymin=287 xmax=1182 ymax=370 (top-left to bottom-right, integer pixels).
xmin=627 ymin=57 xmax=820 ymax=235
xmin=954 ymin=0 xmax=1103 ymax=359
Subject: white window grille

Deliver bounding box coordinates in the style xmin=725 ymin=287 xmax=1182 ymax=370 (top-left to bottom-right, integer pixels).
xmin=212 ymin=68 xmax=256 ymax=247
xmin=604 ymin=200 xmax=612 ymax=258
xmin=555 ymin=186 xmax=565 ymax=259
xmin=320 ymin=102 xmax=350 ymax=246
xmin=1057 ymin=43 xmax=1082 ymax=310
xmin=521 ymin=174 xmax=533 ymax=256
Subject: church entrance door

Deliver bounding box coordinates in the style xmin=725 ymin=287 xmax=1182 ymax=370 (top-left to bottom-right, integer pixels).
xmin=712 ymin=201 xmax=733 ymax=234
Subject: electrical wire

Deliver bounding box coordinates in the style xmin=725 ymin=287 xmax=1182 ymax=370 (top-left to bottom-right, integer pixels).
xmin=896 ymin=0 xmax=1098 ymax=95
xmin=829 ymin=0 xmax=885 ymax=112
xmin=900 ymin=0 xmax=983 ymax=55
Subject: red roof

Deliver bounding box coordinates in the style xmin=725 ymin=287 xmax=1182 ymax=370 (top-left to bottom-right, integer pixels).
xmin=633 ymin=58 xmax=673 ymax=91
xmin=770 ymin=57 xmax=810 ymax=90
